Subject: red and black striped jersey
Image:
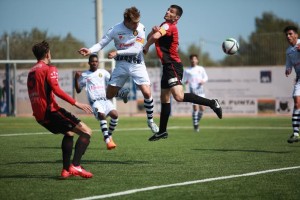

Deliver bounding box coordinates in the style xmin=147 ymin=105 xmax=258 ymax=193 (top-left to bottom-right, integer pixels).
xmin=155 ymin=21 xmax=181 ymax=64
xmin=27 ymin=61 xmax=76 ymax=121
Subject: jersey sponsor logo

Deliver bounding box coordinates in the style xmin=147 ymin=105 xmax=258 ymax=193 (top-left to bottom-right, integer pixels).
xmin=117 ymin=33 xmax=126 ymax=40
xmin=89 ymin=85 xmax=105 ymax=91
xmin=119 ymin=42 xmax=134 ymax=48
xmin=136 ymin=37 xmax=144 ymax=44
xmin=50 ymin=71 xmax=58 ymax=80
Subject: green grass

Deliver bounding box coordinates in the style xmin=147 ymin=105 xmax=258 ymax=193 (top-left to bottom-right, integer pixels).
xmin=0 ymin=116 xmax=299 ymax=200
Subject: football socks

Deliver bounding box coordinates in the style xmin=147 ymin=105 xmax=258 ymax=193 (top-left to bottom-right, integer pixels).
xmin=183 ymin=93 xmax=214 ymax=107
xmin=159 ymin=103 xmax=171 ymax=133
xmin=72 ymin=134 xmax=90 ymax=166
xmin=61 ymin=135 xmax=74 ymax=170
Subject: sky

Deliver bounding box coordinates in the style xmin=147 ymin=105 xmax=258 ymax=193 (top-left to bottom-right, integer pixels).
xmin=0 ymin=0 xmax=299 ymax=61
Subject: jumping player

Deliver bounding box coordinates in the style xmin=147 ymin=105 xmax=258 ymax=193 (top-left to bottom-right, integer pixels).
xmin=183 ymin=54 xmax=208 ymax=132
xmin=78 ymin=7 xmax=159 ymax=134
xmin=27 ymin=40 xmax=93 ymax=179
xmin=284 ymin=25 xmax=300 ymax=143
xmin=75 ymin=54 xmax=118 ymax=150
xmin=143 ymin=5 xmax=222 ymax=141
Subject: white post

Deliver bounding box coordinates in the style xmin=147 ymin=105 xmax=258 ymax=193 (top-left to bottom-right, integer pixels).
xmin=95 ymin=0 xmax=104 ymax=69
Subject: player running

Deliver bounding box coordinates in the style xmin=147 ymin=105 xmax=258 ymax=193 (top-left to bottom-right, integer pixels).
xmin=78 ymin=7 xmax=159 ymax=134
xmin=27 ymin=40 xmax=93 ymax=179
xmin=183 ymin=54 xmax=208 ymax=132
xmin=284 ymin=25 xmax=300 ymax=143
xmin=75 ymin=54 xmax=118 ymax=150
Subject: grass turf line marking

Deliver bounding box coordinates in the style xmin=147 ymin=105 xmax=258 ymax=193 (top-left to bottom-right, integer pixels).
xmin=74 ymin=166 xmax=300 ymax=200
xmin=0 ymin=126 xmax=290 ymax=137
xmin=0 ymin=132 xmax=50 ymax=137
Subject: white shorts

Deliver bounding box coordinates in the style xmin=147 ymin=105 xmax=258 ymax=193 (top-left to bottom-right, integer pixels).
xmin=92 ymin=99 xmax=115 ymax=120
xmin=109 ymin=61 xmax=151 ymax=87
xmin=293 ymin=79 xmax=300 ymax=96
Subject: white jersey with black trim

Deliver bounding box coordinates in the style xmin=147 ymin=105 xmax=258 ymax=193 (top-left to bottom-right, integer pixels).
xmin=89 ymin=22 xmax=145 ymax=61
xmin=286 ymin=39 xmax=300 ymax=76
xmin=78 ymin=69 xmax=110 ymax=103
xmin=183 ymin=65 xmax=208 ymax=90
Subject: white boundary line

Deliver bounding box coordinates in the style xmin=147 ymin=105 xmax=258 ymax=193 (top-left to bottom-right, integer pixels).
xmin=74 ymin=166 xmax=300 ymax=200
xmin=0 ymin=126 xmax=290 ymax=137
xmin=0 ymin=132 xmax=50 ymax=137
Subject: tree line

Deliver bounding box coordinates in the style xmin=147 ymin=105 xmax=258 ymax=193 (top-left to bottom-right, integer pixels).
xmin=0 ymin=12 xmax=298 ymax=68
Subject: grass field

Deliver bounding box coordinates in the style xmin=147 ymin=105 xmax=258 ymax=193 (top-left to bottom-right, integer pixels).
xmin=0 ymin=116 xmax=300 ymax=200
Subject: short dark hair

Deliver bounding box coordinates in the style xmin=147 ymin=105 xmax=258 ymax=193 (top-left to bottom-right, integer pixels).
xmin=32 ymin=40 xmax=50 ymax=60
xmin=283 ymin=25 xmax=298 ymax=34
xmin=89 ymin=54 xmax=98 ymax=62
xmin=171 ymin=5 xmax=183 ymax=17
xmin=189 ymin=54 xmax=198 ymax=60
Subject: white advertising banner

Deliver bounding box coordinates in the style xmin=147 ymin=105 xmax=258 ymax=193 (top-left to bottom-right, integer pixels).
xmin=15 ymin=69 xmax=73 ymax=100
xmin=146 ymin=66 xmax=295 ymax=115
xmin=0 ymin=66 xmax=295 ymax=115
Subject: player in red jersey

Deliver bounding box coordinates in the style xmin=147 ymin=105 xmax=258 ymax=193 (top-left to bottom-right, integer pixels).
xmin=143 ymin=5 xmax=222 ymax=141
xmin=27 ymin=40 xmax=93 ymax=179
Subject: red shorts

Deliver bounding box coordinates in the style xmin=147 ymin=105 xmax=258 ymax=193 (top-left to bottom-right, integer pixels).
xmin=38 ymin=108 xmax=81 ymax=134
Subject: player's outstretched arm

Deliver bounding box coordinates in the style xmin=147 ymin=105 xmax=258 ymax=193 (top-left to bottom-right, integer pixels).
xmin=74 ymin=102 xmax=93 ymax=113
xmin=108 ymin=50 xmax=117 ymax=59
xmin=144 ymin=29 xmax=163 ymax=55
xmin=78 ymin=48 xmax=91 ymax=56
xmin=147 ymin=26 xmax=160 ymax=40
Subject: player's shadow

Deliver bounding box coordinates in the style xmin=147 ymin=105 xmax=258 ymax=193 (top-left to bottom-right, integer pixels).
xmin=5 ymin=159 xmax=149 ymax=165
xmin=0 ymin=174 xmax=93 ymax=181
xmin=24 ymin=146 xmax=99 ymax=150
xmin=2 ymin=160 xmax=149 ymax=180
xmin=192 ymin=148 xmax=290 ymax=154
xmin=82 ymin=160 xmax=150 ymax=165
xmin=0 ymin=174 xmax=61 ymax=180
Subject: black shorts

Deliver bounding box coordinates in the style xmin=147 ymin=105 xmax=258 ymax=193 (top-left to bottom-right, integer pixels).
xmin=161 ymin=62 xmax=183 ymax=89
xmin=38 ymin=108 xmax=81 ymax=134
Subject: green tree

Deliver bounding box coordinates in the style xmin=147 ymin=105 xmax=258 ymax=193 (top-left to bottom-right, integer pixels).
xmin=181 ymin=44 xmax=218 ymax=67
xmin=0 ymin=28 xmax=85 ymax=68
xmin=221 ymin=12 xmax=299 ymax=66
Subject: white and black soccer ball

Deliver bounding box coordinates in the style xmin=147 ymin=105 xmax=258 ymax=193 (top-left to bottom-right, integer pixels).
xmin=222 ymin=38 xmax=239 ymax=55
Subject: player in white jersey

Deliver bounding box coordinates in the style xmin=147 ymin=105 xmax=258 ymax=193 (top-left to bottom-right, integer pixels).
xmin=284 ymin=26 xmax=300 ymax=143
xmin=183 ymin=54 xmax=208 ymax=132
xmin=78 ymin=7 xmax=159 ymax=134
xmin=75 ymin=54 xmax=118 ymax=150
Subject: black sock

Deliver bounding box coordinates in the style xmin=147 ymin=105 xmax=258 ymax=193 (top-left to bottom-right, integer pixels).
xmin=72 ymin=134 xmax=90 ymax=166
xmin=61 ymin=135 xmax=74 ymax=170
xmin=183 ymin=93 xmax=215 ymax=107
xmin=159 ymin=103 xmax=171 ymax=133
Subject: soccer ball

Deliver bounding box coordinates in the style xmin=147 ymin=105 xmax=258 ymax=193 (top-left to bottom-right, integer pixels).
xmin=222 ymin=38 xmax=239 ymax=55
